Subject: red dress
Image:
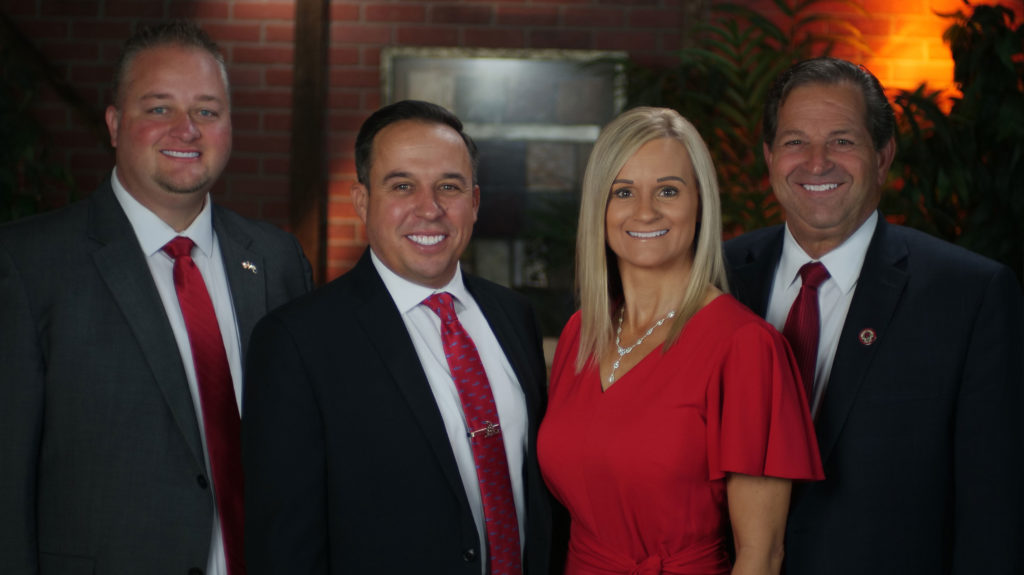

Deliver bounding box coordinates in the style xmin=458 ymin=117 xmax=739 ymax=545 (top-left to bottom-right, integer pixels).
xmin=538 ymin=295 xmax=824 ymax=575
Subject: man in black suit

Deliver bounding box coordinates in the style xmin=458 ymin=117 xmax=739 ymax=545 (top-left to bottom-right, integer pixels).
xmin=724 ymin=57 xmax=1022 ymax=574
xmin=243 ymin=100 xmax=554 ymax=574
xmin=0 ymin=21 xmax=311 ymax=575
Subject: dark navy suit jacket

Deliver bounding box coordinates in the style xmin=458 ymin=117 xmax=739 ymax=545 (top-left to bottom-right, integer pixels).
xmin=725 ymin=215 xmax=1023 ymax=575
xmin=243 ymin=249 xmax=556 ymax=574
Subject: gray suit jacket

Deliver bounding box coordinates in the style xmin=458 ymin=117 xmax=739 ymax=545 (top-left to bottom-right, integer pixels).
xmin=725 ymin=216 xmax=1023 ymax=575
xmin=0 ymin=179 xmax=312 ymax=574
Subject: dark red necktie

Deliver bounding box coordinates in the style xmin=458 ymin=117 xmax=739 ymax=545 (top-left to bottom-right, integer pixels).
xmin=422 ymin=292 xmax=522 ymax=575
xmin=163 ymin=236 xmax=245 ymax=575
xmin=782 ymin=261 xmax=831 ymax=401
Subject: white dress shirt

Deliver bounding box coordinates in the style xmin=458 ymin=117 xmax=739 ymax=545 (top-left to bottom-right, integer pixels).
xmin=766 ymin=211 xmax=877 ymax=417
xmin=371 ymin=250 xmax=528 ymax=574
xmin=111 ymin=168 xmax=240 ymax=575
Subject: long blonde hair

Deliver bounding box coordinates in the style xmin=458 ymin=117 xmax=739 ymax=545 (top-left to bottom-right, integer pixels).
xmin=575 ymin=107 xmax=728 ymax=372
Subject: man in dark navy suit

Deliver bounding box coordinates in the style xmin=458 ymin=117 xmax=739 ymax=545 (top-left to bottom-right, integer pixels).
xmin=244 ymin=100 xmax=555 ymax=574
xmin=725 ymin=57 xmax=1022 ymax=575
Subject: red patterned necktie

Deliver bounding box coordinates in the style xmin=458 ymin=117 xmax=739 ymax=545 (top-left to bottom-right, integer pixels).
xmin=163 ymin=236 xmax=245 ymax=575
xmin=422 ymin=292 xmax=522 ymax=575
xmin=782 ymin=261 xmax=831 ymax=401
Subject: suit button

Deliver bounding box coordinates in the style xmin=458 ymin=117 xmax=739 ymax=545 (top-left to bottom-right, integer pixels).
xmin=196 ymin=475 xmax=208 ymax=489
xmin=462 ymin=548 xmax=477 ymax=562
xmin=188 ymin=569 xmax=203 ymax=575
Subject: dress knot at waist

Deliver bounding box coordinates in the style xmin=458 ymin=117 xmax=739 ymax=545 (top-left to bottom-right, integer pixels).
xmin=630 ymin=555 xmax=663 ymax=575
xmin=568 ymin=534 xmax=729 ymax=575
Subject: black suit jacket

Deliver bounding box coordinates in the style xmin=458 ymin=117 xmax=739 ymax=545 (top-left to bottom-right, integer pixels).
xmin=0 ymin=180 xmax=312 ymax=574
xmin=243 ymin=249 xmax=555 ymax=574
xmin=724 ymin=216 xmax=1023 ymax=575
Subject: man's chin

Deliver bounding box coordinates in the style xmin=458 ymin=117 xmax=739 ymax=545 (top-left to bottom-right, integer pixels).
xmin=158 ymin=177 xmax=211 ymax=196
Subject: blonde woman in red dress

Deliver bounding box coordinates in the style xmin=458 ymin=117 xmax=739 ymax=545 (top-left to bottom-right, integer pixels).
xmin=538 ymin=107 xmax=823 ymax=575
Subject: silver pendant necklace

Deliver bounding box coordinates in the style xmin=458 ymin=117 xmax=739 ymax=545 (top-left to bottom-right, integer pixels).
xmin=609 ymin=306 xmax=676 ymax=384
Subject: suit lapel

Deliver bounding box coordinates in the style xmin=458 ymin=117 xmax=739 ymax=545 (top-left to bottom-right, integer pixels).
xmin=465 ymin=276 xmax=542 ymax=422
xmin=213 ymin=207 xmax=266 ymax=361
xmin=815 ymin=218 xmax=908 ymax=464
xmin=728 ymin=227 xmax=784 ymax=317
xmin=88 ymin=183 xmax=206 ymax=467
xmin=349 ymin=253 xmax=471 ymax=509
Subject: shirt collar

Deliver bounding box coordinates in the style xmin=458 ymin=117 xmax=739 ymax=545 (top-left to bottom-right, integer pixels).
xmin=779 ymin=211 xmax=877 ymax=294
xmin=370 ymin=249 xmax=471 ymax=314
xmin=110 ymin=167 xmax=215 ymax=258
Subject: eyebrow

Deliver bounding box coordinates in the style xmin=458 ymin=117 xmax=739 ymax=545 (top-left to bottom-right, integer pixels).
xmin=382 ymin=171 xmax=469 ymax=185
xmin=612 ymin=176 xmax=688 ymax=185
xmin=138 ymin=93 xmax=224 ymax=104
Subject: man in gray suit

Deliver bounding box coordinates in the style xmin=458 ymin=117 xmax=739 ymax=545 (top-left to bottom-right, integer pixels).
xmin=0 ymin=21 xmax=311 ymax=575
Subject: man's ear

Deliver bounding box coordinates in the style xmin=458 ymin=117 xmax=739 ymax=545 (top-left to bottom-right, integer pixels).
xmin=105 ymin=106 xmax=120 ymax=148
xmin=876 ymin=136 xmax=896 ymax=186
xmin=351 ymin=182 xmax=369 ymax=224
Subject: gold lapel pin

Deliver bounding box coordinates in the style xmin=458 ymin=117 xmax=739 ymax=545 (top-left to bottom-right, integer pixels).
xmin=241 ymin=261 xmax=258 ymax=274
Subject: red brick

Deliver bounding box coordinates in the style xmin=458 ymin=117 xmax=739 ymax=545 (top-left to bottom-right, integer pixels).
xmin=170 ymin=1 xmax=230 ymax=19
xmin=1 ymin=0 xmax=39 ymax=16
xmin=362 ymin=47 xmax=381 ymax=67
xmin=234 ymin=45 xmax=294 ymax=65
xmin=528 ymin=29 xmax=592 ymax=50
xmin=595 ymin=30 xmax=658 ymax=52
xmin=263 ymin=157 xmax=291 ymax=175
xmin=40 ymin=0 xmax=98 ymax=18
xmin=396 ymin=26 xmax=460 ymax=46
xmin=263 ymin=111 xmax=292 ymax=132
xmin=233 ymin=2 xmax=295 ymax=21
xmin=329 ymin=68 xmax=379 ymax=89
xmin=328 ymin=198 xmax=358 ymax=220
xmin=228 ymin=67 xmax=263 ymax=88
xmin=365 ymin=4 xmax=427 ymax=23
xmin=225 ymin=175 xmax=290 ymax=196
xmin=70 ymin=63 xmax=114 ymax=83
xmin=331 ymin=23 xmax=392 ymax=44
xmin=496 ymin=5 xmax=559 ymax=26
xmin=564 ymin=7 xmax=625 ymax=27
xmin=202 ymin=23 xmax=262 ymax=43
xmin=328 ymin=111 xmax=367 ymax=132
xmin=105 ymin=1 xmax=166 ymax=18
xmin=233 ymin=89 xmax=292 ymax=109
xmin=265 ymin=23 xmax=295 ymax=43
xmin=39 ymin=40 xmax=100 ymax=61
xmin=331 ymin=3 xmax=360 ymax=21
xmin=266 ymin=68 xmax=294 ymax=87
xmin=260 ymin=198 xmax=290 ymax=222
xmin=629 ymin=8 xmax=684 ymax=29
xmin=462 ymin=28 xmax=524 ymax=48
xmin=71 ymin=20 xmax=132 ymax=40
xmin=432 ymin=4 xmax=493 ymax=24
xmin=328 ymin=90 xmax=362 ymax=110
xmin=70 ymin=149 xmax=113 ymax=172
xmin=230 ymin=110 xmax=261 ymax=132
xmin=226 ymin=155 xmax=261 ymax=174
xmin=329 ymin=47 xmax=360 ymax=66
xmin=13 ymin=19 xmax=69 ymax=39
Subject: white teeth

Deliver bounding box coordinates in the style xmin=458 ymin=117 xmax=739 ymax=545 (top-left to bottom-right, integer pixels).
xmin=162 ymin=150 xmax=200 ymax=159
xmin=628 ymin=230 xmax=668 ymax=239
xmin=408 ymin=234 xmax=444 ymax=246
xmin=803 ymin=183 xmax=838 ymax=192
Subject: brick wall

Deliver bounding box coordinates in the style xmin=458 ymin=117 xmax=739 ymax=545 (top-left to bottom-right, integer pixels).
xmin=3 ymin=0 xmax=1020 ymax=280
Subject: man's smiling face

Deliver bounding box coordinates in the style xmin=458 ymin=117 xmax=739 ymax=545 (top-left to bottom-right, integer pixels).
xmin=764 ymin=81 xmax=894 ymax=257
xmin=106 ymin=43 xmax=232 ymax=211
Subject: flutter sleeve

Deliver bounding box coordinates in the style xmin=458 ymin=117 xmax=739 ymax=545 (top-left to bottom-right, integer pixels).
xmin=705 ymin=321 xmax=824 ymax=481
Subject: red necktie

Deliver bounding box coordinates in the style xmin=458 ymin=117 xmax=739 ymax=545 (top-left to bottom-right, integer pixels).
xmin=163 ymin=236 xmax=245 ymax=575
xmin=782 ymin=261 xmax=831 ymax=401
xmin=422 ymin=292 xmax=522 ymax=575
